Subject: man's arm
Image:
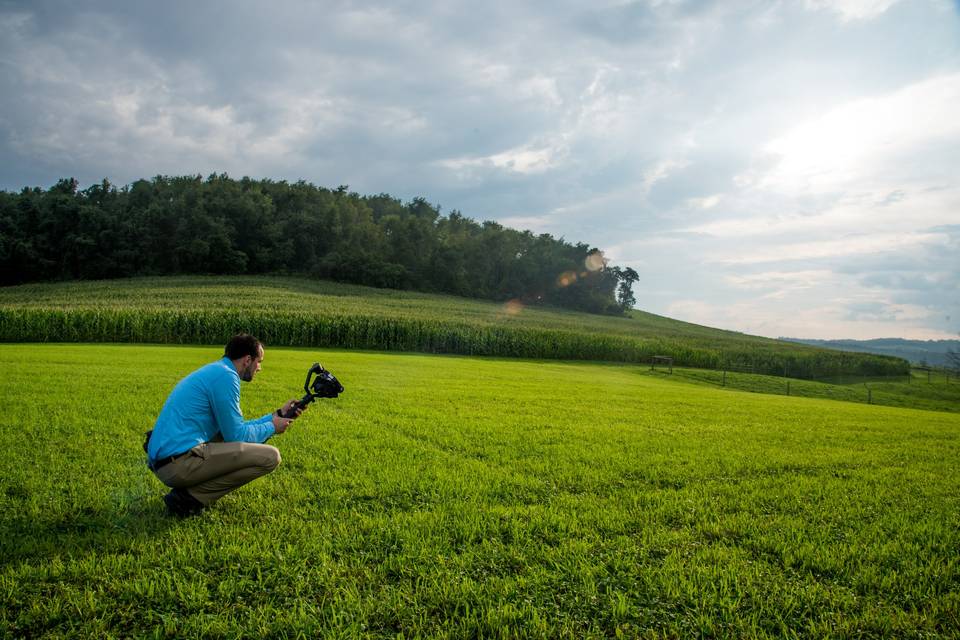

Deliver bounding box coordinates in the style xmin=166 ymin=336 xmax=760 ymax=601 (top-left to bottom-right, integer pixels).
xmin=209 ymin=374 xmax=277 ymax=443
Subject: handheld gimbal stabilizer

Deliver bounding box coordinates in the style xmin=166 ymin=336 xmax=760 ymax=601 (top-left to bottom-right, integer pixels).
xmin=281 ymin=362 xmax=344 ymax=418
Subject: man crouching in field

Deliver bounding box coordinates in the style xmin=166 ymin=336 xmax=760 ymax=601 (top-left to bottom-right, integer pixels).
xmin=145 ymin=334 xmax=304 ymax=518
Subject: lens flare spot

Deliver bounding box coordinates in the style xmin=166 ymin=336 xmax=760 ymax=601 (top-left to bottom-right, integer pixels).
xmin=557 ymin=271 xmax=578 ymax=287
xmin=502 ymin=299 xmax=524 ymax=315
xmin=585 ymin=251 xmax=606 ymax=271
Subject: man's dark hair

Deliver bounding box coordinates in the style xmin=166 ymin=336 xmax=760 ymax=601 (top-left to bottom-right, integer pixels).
xmin=224 ymin=334 xmax=262 ymax=360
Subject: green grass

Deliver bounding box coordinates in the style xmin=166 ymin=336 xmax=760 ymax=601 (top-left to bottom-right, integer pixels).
xmin=656 ymin=366 xmax=960 ymax=414
xmin=2 ymin=344 xmax=958 ymax=638
xmin=0 ymin=275 xmax=908 ymax=377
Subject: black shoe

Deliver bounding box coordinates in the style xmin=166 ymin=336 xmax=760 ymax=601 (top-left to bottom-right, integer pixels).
xmin=163 ymin=488 xmax=206 ymax=518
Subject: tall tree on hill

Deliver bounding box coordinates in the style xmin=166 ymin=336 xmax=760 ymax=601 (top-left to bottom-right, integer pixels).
xmin=613 ymin=266 xmax=639 ymax=312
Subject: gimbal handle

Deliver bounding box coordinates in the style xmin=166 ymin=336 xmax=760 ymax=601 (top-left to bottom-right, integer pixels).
xmin=303 ymin=362 xmax=325 ymax=395
xmin=280 ymin=363 xmax=327 ymax=419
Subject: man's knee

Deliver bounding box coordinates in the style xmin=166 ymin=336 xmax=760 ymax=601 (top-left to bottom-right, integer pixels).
xmin=261 ymin=445 xmax=281 ymax=471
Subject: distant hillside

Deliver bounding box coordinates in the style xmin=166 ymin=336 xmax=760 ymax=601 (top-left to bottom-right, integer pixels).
xmin=0 ymin=275 xmax=909 ymax=378
xmin=782 ymin=337 xmax=959 ymax=367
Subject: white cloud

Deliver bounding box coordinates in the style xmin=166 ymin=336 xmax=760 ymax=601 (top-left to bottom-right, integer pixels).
xmin=666 ymin=296 xmax=952 ymax=340
xmin=497 ymin=215 xmax=554 ymax=232
xmin=749 ymin=73 xmax=960 ymax=195
xmin=517 ymin=74 xmax=563 ymax=107
xmin=640 ymin=159 xmax=688 ymax=195
xmin=488 ymin=146 xmax=562 ymax=174
xmin=688 ymin=194 xmax=721 ymax=209
xmin=686 ymin=184 xmax=960 ymax=242
xmin=804 ymin=0 xmax=901 ymax=21
xmin=245 ymin=94 xmax=341 ymax=161
xmin=725 ymin=269 xmax=834 ymax=291
xmin=438 ymin=143 xmax=565 ymax=176
xmin=716 ymin=231 xmax=950 ymax=265
xmin=685 ymin=72 xmax=960 ymax=320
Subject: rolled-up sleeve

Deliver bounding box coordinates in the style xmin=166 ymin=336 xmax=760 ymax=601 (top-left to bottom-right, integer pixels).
xmin=209 ymin=371 xmax=276 ymax=443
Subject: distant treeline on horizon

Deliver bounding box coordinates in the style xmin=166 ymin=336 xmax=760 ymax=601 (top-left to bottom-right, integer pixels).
xmin=783 ymin=337 xmax=960 ymax=368
xmin=0 ymin=175 xmax=637 ymax=314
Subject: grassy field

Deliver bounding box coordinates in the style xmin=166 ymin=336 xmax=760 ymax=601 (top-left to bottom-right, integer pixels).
xmin=0 ymin=275 xmax=908 ymax=377
xmin=2 ymin=344 xmax=958 ymax=638
xmin=652 ymin=367 xmax=960 ymax=414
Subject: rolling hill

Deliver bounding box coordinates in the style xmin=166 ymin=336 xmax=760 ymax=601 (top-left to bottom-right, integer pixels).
xmin=0 ymin=275 xmax=909 ymax=378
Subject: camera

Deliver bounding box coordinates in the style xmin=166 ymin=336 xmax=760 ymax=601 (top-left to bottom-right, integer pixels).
xmin=282 ymin=362 xmax=344 ymax=418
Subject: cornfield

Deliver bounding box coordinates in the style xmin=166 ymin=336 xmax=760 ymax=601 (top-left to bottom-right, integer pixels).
xmin=0 ymin=276 xmax=910 ymax=378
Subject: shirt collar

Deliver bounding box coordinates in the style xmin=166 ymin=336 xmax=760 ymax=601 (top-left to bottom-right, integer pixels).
xmin=221 ymin=356 xmax=239 ymax=378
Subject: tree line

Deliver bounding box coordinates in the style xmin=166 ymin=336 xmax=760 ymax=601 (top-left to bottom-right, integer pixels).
xmin=0 ymin=175 xmax=640 ymax=314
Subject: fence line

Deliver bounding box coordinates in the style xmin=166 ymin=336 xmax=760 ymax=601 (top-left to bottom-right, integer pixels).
xmin=646 ymin=358 xmax=958 ymax=412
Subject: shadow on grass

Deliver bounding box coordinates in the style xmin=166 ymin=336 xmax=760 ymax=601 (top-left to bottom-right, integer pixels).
xmin=0 ymin=491 xmax=178 ymax=568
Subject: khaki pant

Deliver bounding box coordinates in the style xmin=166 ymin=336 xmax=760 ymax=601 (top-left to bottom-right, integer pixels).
xmin=153 ymin=437 xmax=281 ymax=506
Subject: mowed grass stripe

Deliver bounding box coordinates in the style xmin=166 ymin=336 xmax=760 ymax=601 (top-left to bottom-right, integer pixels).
xmin=1 ymin=344 xmax=958 ymax=638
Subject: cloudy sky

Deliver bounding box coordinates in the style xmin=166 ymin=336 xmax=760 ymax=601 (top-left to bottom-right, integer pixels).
xmin=1 ymin=0 xmax=958 ymax=340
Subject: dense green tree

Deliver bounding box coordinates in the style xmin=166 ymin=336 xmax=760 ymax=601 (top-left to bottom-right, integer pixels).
xmin=0 ymin=175 xmax=632 ymax=315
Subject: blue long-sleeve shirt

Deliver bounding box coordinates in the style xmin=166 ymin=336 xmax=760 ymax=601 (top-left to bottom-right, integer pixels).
xmin=147 ymin=357 xmax=275 ymax=462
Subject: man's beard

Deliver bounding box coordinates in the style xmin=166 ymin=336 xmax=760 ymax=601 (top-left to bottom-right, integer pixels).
xmin=240 ymin=365 xmax=255 ymax=382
